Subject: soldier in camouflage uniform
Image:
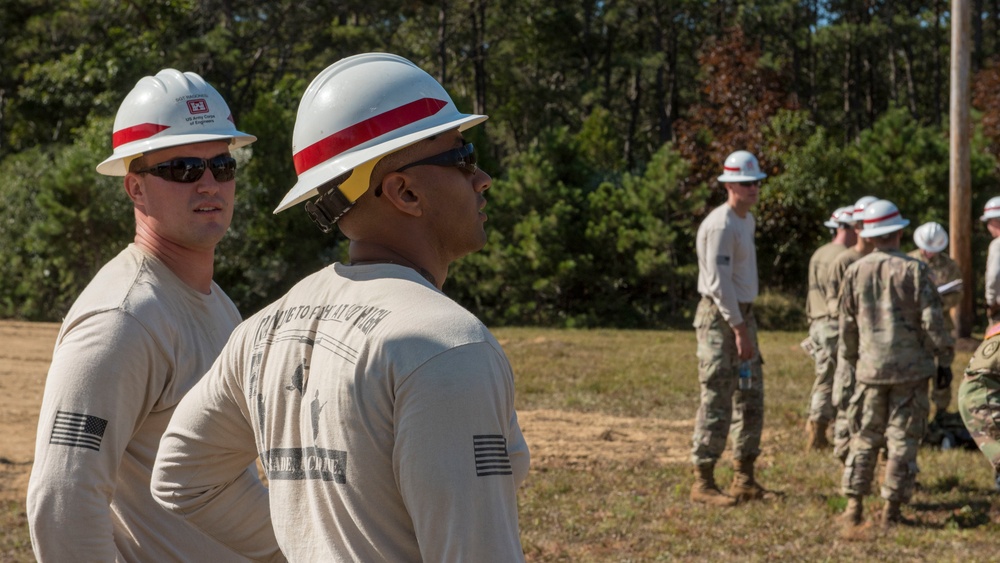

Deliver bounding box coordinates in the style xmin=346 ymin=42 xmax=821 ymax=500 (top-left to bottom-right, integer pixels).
xmin=690 ymin=150 xmax=775 ymax=507
xmin=826 ymin=196 xmax=878 ymax=463
xmin=908 ymin=222 xmax=963 ymax=419
xmin=803 ymin=206 xmax=856 ymax=450
xmin=959 ymin=324 xmax=1000 ymax=491
xmin=837 ymin=200 xmax=954 ymax=528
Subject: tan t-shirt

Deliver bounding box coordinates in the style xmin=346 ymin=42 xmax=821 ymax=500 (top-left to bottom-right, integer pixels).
xmin=696 ymin=203 xmax=758 ymax=326
xmin=27 ymin=245 xmax=251 ymax=562
xmin=807 ymin=241 xmax=847 ymax=321
xmin=153 ymin=262 xmax=529 ymax=562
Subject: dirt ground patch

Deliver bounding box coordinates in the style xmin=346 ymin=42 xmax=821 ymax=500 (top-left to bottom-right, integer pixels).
xmin=0 ymin=320 xmax=693 ymax=517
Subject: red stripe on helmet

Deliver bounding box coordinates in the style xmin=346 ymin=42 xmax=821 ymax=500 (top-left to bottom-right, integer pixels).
xmin=724 ymin=165 xmax=741 ymax=172
xmin=864 ymin=210 xmax=900 ymax=224
xmin=112 ymin=123 xmax=170 ymax=148
xmin=987 ymin=205 xmax=1000 ymax=212
xmin=293 ymin=97 xmax=449 ymax=175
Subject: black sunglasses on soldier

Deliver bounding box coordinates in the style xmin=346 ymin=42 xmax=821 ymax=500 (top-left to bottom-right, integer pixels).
xmin=136 ymin=154 xmax=238 ymax=183
xmin=375 ymin=143 xmax=478 ymax=197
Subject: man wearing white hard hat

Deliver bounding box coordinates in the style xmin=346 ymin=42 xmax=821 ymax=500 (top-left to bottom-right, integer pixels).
xmin=908 ymin=222 xmax=962 ymax=420
xmin=826 ymin=195 xmax=878 ymax=463
xmin=836 ymin=200 xmax=954 ymax=528
xmin=151 ymin=53 xmax=528 ymax=561
xmin=27 ymin=70 xmax=260 ymax=561
xmin=690 ymin=149 xmax=777 ymax=506
xmin=981 ymin=196 xmax=1000 ymax=324
xmin=803 ymin=206 xmax=856 ymax=451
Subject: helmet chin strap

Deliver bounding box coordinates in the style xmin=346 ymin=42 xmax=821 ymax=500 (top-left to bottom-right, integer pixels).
xmin=305 ymin=171 xmax=355 ymax=233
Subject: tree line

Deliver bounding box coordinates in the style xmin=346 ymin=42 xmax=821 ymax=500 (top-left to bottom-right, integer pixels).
xmin=4 ymin=1 xmax=1000 ymax=329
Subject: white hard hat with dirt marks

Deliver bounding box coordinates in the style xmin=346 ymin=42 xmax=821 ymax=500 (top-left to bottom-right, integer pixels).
xmin=275 ymin=52 xmax=488 ymax=227
xmin=717 ymin=150 xmax=767 ymax=183
xmin=913 ymin=222 xmax=949 ymax=253
xmin=96 ymin=69 xmax=256 ymax=176
xmin=860 ymin=199 xmax=909 ymax=238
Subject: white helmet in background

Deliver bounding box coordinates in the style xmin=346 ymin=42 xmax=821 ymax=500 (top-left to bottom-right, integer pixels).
xmin=275 ymin=52 xmax=488 ymax=230
xmin=824 ymin=206 xmax=854 ymax=229
xmin=913 ymin=222 xmax=949 ymax=253
xmin=96 ymin=69 xmax=256 ymax=176
xmin=717 ymin=150 xmax=767 ymax=183
xmin=849 ymin=195 xmax=879 ymax=224
xmin=860 ymin=199 xmax=909 ymax=238
xmin=980 ymin=196 xmax=1000 ymax=222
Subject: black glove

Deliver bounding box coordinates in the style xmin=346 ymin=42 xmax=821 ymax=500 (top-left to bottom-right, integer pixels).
xmin=936 ymin=366 xmax=953 ymax=390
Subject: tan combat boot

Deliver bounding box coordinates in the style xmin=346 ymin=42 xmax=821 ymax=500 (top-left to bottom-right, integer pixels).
xmin=880 ymin=500 xmax=904 ymax=528
xmin=806 ymin=420 xmax=831 ymax=451
xmin=690 ymin=463 xmax=737 ymax=507
xmin=729 ymin=458 xmax=777 ymax=502
xmin=841 ymin=496 xmax=863 ymax=526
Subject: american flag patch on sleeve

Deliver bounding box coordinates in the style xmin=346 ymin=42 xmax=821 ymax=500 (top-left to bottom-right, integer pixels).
xmin=473 ymin=434 xmax=512 ymax=477
xmin=49 ymin=411 xmax=108 ymax=452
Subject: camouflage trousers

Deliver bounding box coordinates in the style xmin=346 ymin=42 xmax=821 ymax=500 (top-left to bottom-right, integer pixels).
xmin=807 ymin=317 xmax=838 ymax=424
xmin=691 ymin=297 xmax=764 ymax=466
xmin=832 ymin=364 xmax=855 ymax=462
xmin=929 ymin=377 xmax=952 ymax=417
xmin=958 ymin=372 xmax=1000 ymax=471
xmin=841 ymin=379 xmax=929 ymax=503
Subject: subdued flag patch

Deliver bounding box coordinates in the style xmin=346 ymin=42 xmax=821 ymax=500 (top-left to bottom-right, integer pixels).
xmin=473 ymin=434 xmax=512 ymax=477
xmin=49 ymin=411 xmax=108 ymax=452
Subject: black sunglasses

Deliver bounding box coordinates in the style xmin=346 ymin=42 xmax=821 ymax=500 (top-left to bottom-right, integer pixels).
xmin=397 ymin=143 xmax=478 ymax=175
xmin=136 ymin=154 xmax=237 ymax=183
xmin=375 ymin=143 xmax=478 ymax=197
xmin=737 ymin=180 xmax=761 ymax=187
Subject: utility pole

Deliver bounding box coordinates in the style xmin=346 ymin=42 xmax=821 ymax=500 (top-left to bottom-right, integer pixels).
xmin=951 ymin=0 xmax=973 ymax=338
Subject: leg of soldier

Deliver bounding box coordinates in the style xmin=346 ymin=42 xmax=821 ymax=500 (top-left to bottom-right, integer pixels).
xmin=880 ymin=380 xmax=929 ymax=520
xmin=691 ymin=298 xmax=738 ymax=466
xmin=807 ymin=318 xmax=838 ymax=449
xmin=842 ymin=382 xmax=889 ymax=500
xmin=730 ymin=306 xmax=764 ymax=463
xmin=832 ymin=364 xmax=857 ymax=463
xmin=930 ymin=379 xmax=952 ymax=418
xmin=958 ymin=373 xmax=1000 ymax=474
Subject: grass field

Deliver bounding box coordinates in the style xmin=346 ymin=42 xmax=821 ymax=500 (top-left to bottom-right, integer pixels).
xmin=2 ymin=324 xmax=997 ymax=562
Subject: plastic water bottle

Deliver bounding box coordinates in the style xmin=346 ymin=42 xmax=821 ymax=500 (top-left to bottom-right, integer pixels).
xmin=739 ymin=361 xmax=752 ymax=390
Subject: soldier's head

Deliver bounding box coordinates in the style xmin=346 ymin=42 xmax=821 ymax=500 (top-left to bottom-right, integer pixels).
xmin=980 ymin=196 xmax=1000 ymax=238
xmin=914 ymin=222 xmax=948 ymax=259
xmin=859 ymin=199 xmax=908 ymax=250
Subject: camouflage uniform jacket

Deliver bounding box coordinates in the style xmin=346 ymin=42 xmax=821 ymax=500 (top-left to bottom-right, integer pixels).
xmin=824 ymin=247 xmax=864 ymax=319
xmin=807 ymin=241 xmax=847 ymax=321
xmin=838 ymin=248 xmax=955 ymax=385
xmin=906 ymin=249 xmax=962 ymax=312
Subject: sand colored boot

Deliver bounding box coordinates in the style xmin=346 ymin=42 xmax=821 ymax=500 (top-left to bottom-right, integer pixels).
xmin=690 ymin=463 xmax=737 ymax=507
xmin=729 ymin=458 xmax=778 ymax=502
xmin=841 ymin=496 xmax=863 ymax=527
xmin=807 ymin=420 xmax=831 ymax=451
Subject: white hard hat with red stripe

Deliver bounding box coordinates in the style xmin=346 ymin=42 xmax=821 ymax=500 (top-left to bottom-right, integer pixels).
xmin=717 ymin=150 xmax=767 ymax=183
xmin=824 ymin=206 xmax=854 ymax=229
xmin=274 ymin=52 xmax=488 ymax=218
xmin=860 ymin=199 xmax=909 ymax=238
xmin=96 ymin=69 xmax=256 ymax=176
xmin=847 ymin=195 xmax=879 ymax=224
xmin=980 ymin=196 xmax=1000 ymax=221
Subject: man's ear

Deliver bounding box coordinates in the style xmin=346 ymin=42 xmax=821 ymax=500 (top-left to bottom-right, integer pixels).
xmin=123 ymin=174 xmax=144 ymax=206
xmin=377 ymin=172 xmax=423 ymax=218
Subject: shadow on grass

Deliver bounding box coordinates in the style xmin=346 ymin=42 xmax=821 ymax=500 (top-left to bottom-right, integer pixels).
xmin=910 ymin=498 xmax=995 ymax=529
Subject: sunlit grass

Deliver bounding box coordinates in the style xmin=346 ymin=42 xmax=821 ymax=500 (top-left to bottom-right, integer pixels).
xmin=497 ymin=327 xmax=999 ymax=562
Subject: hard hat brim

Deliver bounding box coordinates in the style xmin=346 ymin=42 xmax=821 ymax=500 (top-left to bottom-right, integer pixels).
xmin=917 ymin=240 xmax=948 ymax=253
xmin=823 ymin=220 xmax=839 ymax=229
xmin=96 ymin=131 xmax=257 ymax=176
xmin=717 ymin=172 xmax=768 ymax=183
xmin=981 ymin=212 xmax=1000 ymax=222
xmin=860 ymin=220 xmax=909 ymax=238
xmin=273 ymin=113 xmax=487 ymax=214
